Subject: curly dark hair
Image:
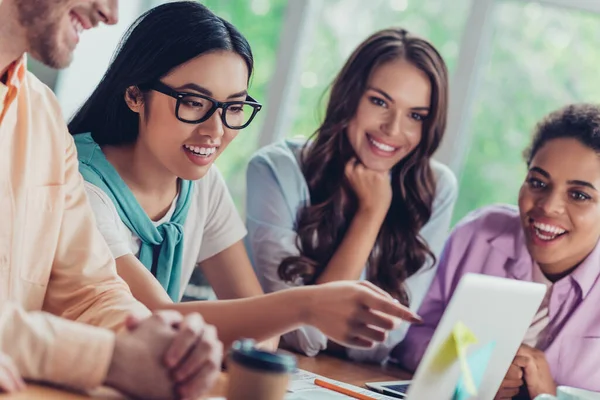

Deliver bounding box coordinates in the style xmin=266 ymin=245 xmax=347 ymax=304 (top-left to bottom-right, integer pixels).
xmin=524 ymin=103 xmax=600 ymax=165
xmin=277 ymin=28 xmax=449 ymax=305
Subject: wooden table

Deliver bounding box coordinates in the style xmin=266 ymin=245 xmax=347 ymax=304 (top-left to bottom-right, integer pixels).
xmin=0 ymin=353 xmax=411 ymax=399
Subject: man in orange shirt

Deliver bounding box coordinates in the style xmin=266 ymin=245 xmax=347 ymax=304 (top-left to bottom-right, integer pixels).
xmin=0 ymin=1 xmax=223 ymax=399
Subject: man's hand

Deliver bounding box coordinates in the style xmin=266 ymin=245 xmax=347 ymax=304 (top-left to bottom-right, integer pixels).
xmin=105 ymin=313 xmax=178 ymax=399
xmin=514 ymin=344 xmax=557 ymax=399
xmin=164 ymin=313 xmax=223 ymax=399
xmin=125 ymin=311 xmax=223 ymax=400
xmin=495 ymin=362 xmax=524 ymax=399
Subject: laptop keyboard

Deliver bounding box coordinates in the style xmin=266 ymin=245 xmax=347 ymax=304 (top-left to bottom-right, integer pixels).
xmin=386 ymin=384 xmax=409 ymax=393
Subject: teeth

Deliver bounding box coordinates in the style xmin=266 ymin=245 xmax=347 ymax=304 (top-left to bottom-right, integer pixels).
xmin=184 ymin=144 xmax=216 ymax=156
xmin=368 ymin=136 xmax=396 ymax=152
xmin=534 ymin=229 xmax=557 ymax=241
xmin=71 ymin=16 xmax=83 ymax=34
xmin=533 ymin=222 xmax=566 ymax=235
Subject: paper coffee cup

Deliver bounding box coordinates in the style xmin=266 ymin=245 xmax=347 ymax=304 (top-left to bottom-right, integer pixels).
xmin=226 ymin=339 xmax=297 ymax=400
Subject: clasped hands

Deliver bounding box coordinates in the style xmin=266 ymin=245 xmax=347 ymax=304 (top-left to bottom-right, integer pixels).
xmin=106 ymin=310 xmax=223 ymax=400
xmin=495 ymin=344 xmax=557 ymax=400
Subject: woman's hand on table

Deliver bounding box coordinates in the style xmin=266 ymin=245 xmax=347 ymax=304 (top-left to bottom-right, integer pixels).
xmin=513 ymin=344 xmax=557 ymax=399
xmin=495 ymin=362 xmax=524 ymax=399
xmin=495 ymin=344 xmax=556 ymax=399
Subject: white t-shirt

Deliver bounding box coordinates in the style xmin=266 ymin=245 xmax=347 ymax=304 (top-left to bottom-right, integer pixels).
xmin=84 ymin=166 xmax=247 ymax=301
xmin=523 ymin=262 xmax=553 ymax=348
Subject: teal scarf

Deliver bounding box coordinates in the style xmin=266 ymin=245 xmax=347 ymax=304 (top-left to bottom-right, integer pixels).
xmin=74 ymin=132 xmax=193 ymax=301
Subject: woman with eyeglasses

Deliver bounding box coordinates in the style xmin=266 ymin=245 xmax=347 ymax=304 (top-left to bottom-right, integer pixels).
xmin=245 ymin=28 xmax=457 ymax=361
xmin=68 ymin=1 xmax=421 ymax=356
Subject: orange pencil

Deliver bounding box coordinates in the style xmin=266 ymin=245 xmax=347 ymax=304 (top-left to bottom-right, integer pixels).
xmin=314 ymin=378 xmax=378 ymax=400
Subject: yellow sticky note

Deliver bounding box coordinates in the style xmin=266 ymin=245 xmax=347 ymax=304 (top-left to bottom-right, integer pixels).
xmin=431 ymin=321 xmax=478 ymax=395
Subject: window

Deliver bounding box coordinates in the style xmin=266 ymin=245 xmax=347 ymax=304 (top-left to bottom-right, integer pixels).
xmin=288 ymin=0 xmax=473 ymax=140
xmin=182 ymin=0 xmax=286 ymax=299
xmin=203 ymin=0 xmax=287 ymax=208
xmin=55 ymin=1 xmax=152 ymax=118
xmin=454 ymin=0 xmax=600 ymax=223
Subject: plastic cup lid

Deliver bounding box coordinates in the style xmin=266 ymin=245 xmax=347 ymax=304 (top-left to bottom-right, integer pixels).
xmin=229 ymin=339 xmax=297 ymax=374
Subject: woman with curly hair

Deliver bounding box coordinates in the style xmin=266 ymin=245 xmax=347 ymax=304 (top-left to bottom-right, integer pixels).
xmin=396 ymin=103 xmax=600 ymax=397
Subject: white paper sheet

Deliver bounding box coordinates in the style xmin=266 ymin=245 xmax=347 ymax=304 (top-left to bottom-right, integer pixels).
xmin=286 ymin=369 xmax=397 ymax=399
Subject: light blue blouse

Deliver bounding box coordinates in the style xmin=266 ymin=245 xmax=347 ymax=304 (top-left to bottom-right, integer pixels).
xmin=245 ymin=139 xmax=458 ymax=362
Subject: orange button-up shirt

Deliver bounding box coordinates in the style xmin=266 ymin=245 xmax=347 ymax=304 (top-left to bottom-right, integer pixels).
xmin=0 ymin=56 xmax=150 ymax=390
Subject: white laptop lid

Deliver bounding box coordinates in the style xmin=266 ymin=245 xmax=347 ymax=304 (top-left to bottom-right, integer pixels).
xmin=406 ymin=273 xmax=546 ymax=400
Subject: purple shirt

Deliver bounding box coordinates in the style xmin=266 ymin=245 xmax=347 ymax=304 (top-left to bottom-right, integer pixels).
xmin=394 ymin=205 xmax=600 ymax=391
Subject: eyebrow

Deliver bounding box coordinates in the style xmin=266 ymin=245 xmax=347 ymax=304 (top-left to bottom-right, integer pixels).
xmin=175 ymin=83 xmax=248 ymax=100
xmin=366 ymin=86 xmax=430 ymax=111
xmin=529 ymin=166 xmax=598 ymax=191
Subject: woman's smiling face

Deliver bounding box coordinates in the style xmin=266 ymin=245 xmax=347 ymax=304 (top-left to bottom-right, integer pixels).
xmin=345 ymin=59 xmax=431 ymax=172
xmin=519 ymin=137 xmax=600 ymax=276
xmin=128 ymin=50 xmax=250 ymax=181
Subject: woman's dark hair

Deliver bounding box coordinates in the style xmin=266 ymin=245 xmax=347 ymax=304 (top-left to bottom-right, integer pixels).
xmin=68 ymin=1 xmax=253 ymax=144
xmin=524 ymin=103 xmax=600 ymax=165
xmin=278 ymin=28 xmax=449 ymax=305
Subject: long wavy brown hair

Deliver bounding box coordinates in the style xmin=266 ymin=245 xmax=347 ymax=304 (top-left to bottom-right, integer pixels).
xmin=278 ymin=28 xmax=449 ymax=305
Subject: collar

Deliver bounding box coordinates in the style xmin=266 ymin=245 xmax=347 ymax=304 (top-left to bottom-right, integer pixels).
xmin=487 ymin=209 xmax=532 ymax=280
xmin=2 ymin=54 xmax=26 ymax=90
xmin=488 ymin=210 xmax=600 ymax=299
xmin=0 ymin=55 xmax=26 ymax=119
xmin=568 ymin=239 xmax=600 ymax=299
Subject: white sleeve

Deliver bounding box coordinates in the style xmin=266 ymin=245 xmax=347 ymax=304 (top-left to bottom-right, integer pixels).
xmin=83 ymin=182 xmax=133 ymax=259
xmin=197 ymin=167 xmax=247 ymax=263
xmin=245 ymin=153 xmax=328 ymax=357
xmin=346 ymin=160 xmax=458 ymax=363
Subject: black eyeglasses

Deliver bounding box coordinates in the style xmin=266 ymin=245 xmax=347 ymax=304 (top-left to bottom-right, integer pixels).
xmin=149 ymin=81 xmax=262 ymax=130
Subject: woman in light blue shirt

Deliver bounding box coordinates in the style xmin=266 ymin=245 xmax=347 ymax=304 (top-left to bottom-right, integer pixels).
xmin=246 ymin=28 xmax=458 ymax=361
